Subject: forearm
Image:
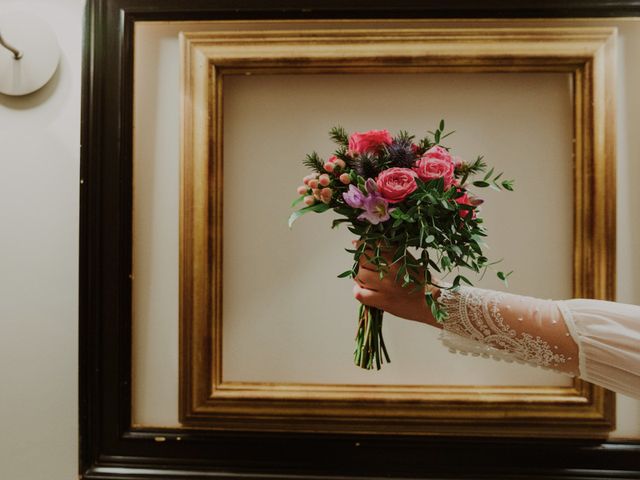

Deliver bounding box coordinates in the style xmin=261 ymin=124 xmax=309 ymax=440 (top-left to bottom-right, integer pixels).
xmin=354 ymin=265 xmax=640 ymax=396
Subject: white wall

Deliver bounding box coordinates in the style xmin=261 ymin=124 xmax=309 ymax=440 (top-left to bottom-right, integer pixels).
xmin=0 ymin=1 xmax=81 ymax=479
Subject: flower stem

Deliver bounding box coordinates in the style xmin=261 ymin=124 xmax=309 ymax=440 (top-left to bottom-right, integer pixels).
xmin=354 ymin=306 xmax=389 ymax=370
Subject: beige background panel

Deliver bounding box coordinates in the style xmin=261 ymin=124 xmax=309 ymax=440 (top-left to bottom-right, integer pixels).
xmin=221 ymin=71 xmax=572 ymax=385
xmin=132 ymin=20 xmax=640 ymax=437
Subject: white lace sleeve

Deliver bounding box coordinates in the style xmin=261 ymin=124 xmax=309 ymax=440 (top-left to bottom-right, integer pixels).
xmin=438 ymin=286 xmax=580 ymax=376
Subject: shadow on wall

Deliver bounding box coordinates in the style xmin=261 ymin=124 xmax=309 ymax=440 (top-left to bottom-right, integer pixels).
xmin=0 ymin=58 xmax=62 ymax=109
xmin=0 ymin=52 xmax=72 ymax=136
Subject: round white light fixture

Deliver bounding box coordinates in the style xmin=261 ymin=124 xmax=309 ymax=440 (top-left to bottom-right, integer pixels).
xmin=0 ymin=12 xmax=60 ymax=96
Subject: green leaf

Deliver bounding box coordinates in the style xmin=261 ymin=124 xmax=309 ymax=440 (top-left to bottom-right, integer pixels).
xmin=501 ymin=180 xmax=515 ymax=191
xmin=425 ymin=292 xmax=448 ymax=323
xmin=424 ymin=235 xmax=435 ymax=244
xmin=311 ymin=203 xmax=331 ymax=213
xmin=428 ymin=259 xmax=441 ymax=272
xmin=473 ymin=180 xmax=490 ymax=188
xmin=390 ymin=209 xmax=404 ymax=219
xmin=287 ymin=203 xmax=330 ymax=228
xmin=440 ymin=130 xmax=456 ymax=140
xmin=497 ymin=270 xmax=513 ymax=287
xmin=337 ymin=270 xmax=354 ymax=278
xmin=395 ymin=264 xmax=407 ymax=282
xmin=291 ymin=195 xmax=306 ymax=208
xmin=288 ymin=208 xmax=310 ymax=228
xmin=331 ymin=218 xmax=350 ymax=229
xmin=439 ymin=119 xmax=445 ymax=131
xmin=392 ymin=246 xmax=405 ymax=264
xmin=497 ymin=270 xmax=513 ymax=283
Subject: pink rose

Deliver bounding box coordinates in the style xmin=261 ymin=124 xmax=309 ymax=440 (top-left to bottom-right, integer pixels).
xmin=413 ymin=157 xmax=455 ymax=190
xmin=422 ymin=145 xmax=453 ymax=164
xmin=348 ymin=129 xmax=393 ymax=156
xmin=375 ymin=168 xmax=418 ymax=203
xmin=452 ymin=155 xmax=465 ymax=169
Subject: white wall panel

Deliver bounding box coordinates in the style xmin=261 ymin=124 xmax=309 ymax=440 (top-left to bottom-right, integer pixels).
xmin=0 ymin=1 xmax=81 ymax=478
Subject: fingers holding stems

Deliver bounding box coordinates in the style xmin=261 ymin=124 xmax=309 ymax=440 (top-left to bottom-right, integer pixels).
xmin=353 ymin=245 xmax=443 ymax=328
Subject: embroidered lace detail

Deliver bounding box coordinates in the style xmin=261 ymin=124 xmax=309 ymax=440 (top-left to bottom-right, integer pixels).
xmin=438 ymin=286 xmax=569 ymax=372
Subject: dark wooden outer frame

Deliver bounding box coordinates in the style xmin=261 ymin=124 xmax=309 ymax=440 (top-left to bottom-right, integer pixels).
xmin=80 ymin=1 xmax=640 ymax=478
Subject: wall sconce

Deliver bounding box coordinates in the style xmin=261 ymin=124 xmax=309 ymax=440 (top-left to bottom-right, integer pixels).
xmin=0 ymin=12 xmax=60 ymax=96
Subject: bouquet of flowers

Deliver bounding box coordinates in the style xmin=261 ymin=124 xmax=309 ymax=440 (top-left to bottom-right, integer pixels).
xmin=289 ymin=122 xmax=514 ymax=370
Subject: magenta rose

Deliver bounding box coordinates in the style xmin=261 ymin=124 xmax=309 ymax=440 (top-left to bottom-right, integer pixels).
xmin=422 ymin=145 xmax=454 ymax=164
xmin=375 ymin=167 xmax=418 ymax=203
xmin=348 ymin=129 xmax=393 ymax=156
xmin=413 ymin=157 xmax=455 ymax=190
xmin=455 ymin=189 xmax=483 ymax=219
xmin=455 ymin=191 xmax=472 ymax=218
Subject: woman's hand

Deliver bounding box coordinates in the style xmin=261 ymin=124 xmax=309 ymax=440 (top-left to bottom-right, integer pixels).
xmin=352 ymin=249 xmax=442 ymax=329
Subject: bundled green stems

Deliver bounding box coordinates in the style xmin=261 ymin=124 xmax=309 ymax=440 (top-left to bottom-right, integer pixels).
xmin=355 ymin=304 xmax=390 ymax=370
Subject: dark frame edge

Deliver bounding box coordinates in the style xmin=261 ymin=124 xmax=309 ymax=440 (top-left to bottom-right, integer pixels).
xmin=79 ymin=1 xmax=640 ymax=478
xmin=79 ymin=0 xmax=99 ymax=475
xmin=81 ymin=466 xmax=640 ymax=480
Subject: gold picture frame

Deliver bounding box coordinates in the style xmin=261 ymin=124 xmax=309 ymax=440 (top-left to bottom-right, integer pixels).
xmin=179 ymin=26 xmax=617 ymax=437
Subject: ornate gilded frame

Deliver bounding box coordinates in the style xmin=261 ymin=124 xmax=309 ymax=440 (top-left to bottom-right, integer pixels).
xmin=179 ymin=27 xmax=617 ymax=437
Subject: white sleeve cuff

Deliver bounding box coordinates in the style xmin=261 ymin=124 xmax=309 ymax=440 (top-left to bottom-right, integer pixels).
xmin=558 ymin=298 xmax=640 ymax=399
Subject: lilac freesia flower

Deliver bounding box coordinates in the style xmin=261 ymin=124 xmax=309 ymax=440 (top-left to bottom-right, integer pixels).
xmin=365 ymin=178 xmax=378 ymax=194
xmin=343 ymin=184 xmax=366 ymax=209
xmin=357 ymin=195 xmax=393 ymax=225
